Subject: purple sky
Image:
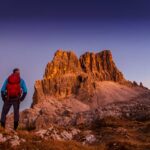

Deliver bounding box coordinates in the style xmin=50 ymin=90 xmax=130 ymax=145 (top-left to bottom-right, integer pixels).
xmin=0 ymin=0 xmax=150 ymax=110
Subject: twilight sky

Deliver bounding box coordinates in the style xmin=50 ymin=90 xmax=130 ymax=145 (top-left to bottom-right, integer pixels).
xmin=0 ymin=0 xmax=150 ymax=110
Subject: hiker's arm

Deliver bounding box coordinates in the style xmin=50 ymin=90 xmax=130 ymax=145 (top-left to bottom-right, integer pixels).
xmin=1 ymin=79 xmax=8 ymax=101
xmin=1 ymin=79 xmax=8 ymax=93
xmin=20 ymin=79 xmax=27 ymax=101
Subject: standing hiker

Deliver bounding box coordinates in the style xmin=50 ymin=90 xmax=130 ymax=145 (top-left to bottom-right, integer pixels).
xmin=1 ymin=68 xmax=27 ymax=130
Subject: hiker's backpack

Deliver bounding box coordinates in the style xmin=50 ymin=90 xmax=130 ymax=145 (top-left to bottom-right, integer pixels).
xmin=6 ymin=74 xmax=22 ymax=98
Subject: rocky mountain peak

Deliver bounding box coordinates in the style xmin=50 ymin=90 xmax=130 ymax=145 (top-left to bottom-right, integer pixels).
xmin=79 ymin=50 xmax=123 ymax=81
xmin=33 ymin=49 xmax=127 ymax=106
xmin=44 ymin=49 xmax=81 ymax=79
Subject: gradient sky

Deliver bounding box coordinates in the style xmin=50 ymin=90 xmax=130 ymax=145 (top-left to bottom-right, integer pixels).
xmin=0 ymin=0 xmax=150 ymax=110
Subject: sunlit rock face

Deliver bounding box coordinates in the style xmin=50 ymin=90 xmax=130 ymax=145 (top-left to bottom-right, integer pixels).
xmin=32 ymin=49 xmax=127 ymax=106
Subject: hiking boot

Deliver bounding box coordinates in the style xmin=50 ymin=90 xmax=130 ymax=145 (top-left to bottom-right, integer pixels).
xmin=1 ymin=121 xmax=5 ymax=128
xmin=14 ymin=121 xmax=18 ymax=130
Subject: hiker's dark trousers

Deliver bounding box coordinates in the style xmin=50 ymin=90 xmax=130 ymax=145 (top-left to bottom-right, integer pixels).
xmin=1 ymin=99 xmax=20 ymax=124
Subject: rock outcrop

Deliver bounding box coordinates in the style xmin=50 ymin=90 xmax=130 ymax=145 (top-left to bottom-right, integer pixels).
xmin=23 ymin=49 xmax=149 ymax=131
xmin=44 ymin=50 xmax=81 ymax=78
xmin=32 ymin=49 xmax=127 ymax=106
xmin=79 ymin=50 xmax=124 ymax=81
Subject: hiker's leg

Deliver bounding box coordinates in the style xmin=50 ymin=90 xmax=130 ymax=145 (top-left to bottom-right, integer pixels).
xmin=1 ymin=101 xmax=12 ymax=127
xmin=13 ymin=101 xmax=20 ymax=130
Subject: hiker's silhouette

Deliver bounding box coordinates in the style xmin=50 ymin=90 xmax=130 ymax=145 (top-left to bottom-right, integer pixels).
xmin=1 ymin=68 xmax=27 ymax=130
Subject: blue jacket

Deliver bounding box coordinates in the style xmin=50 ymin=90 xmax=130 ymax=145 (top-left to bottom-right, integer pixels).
xmin=1 ymin=78 xmax=27 ymax=94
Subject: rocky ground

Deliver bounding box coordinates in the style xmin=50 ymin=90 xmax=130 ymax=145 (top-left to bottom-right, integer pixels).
xmin=1 ymin=88 xmax=149 ymax=150
xmin=0 ymin=116 xmax=149 ymax=150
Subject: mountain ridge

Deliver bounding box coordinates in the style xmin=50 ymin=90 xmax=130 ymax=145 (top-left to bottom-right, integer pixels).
xmin=32 ymin=49 xmax=138 ymax=106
